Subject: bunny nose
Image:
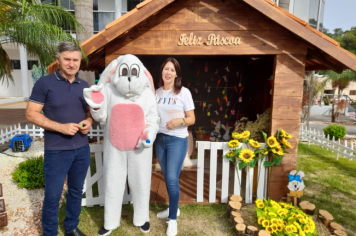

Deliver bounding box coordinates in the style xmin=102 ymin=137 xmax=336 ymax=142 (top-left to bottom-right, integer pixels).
xmin=128 ymin=77 xmax=131 ymax=82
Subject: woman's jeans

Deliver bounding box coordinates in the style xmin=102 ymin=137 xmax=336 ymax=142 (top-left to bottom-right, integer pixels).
xmin=42 ymin=144 xmax=90 ymax=236
xmin=155 ymin=133 xmax=188 ymax=220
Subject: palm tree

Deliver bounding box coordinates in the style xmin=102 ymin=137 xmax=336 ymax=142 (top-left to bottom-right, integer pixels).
xmin=325 ymin=69 xmax=356 ymax=122
xmin=0 ymin=0 xmax=83 ymax=85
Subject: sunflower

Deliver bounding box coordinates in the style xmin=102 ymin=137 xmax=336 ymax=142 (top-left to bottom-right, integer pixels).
xmin=268 ymin=212 xmax=277 ymax=217
xmin=276 ymin=224 xmax=283 ymax=231
xmin=262 ymin=220 xmax=270 ymax=227
xmin=303 ymin=225 xmax=311 ymax=233
xmin=281 ymin=138 xmax=293 ymax=149
xmin=226 ymin=150 xmax=235 ymax=157
xmin=267 ymin=136 xmax=279 ymax=148
xmin=271 ymin=224 xmax=278 ymax=232
xmin=249 ymin=139 xmax=261 ymax=148
xmin=232 ymin=132 xmax=240 ymax=139
xmin=272 ymin=146 xmax=284 ymax=156
xmin=290 ymin=225 xmax=297 ymax=233
xmin=228 ymin=140 xmax=240 ymax=148
xmin=239 ymin=149 xmax=255 ymax=163
xmin=241 ymin=130 xmax=250 ymax=139
xmin=257 ymin=202 xmax=265 ymax=209
xmin=266 ymin=226 xmax=273 ymax=234
xmin=280 ymin=129 xmax=292 ymax=139
xmin=270 ymin=218 xmax=279 ymax=225
xmin=284 ymin=204 xmax=294 ymax=209
xmin=261 ymin=148 xmax=268 ymax=155
xmin=257 ymin=217 xmax=265 ymax=225
xmin=255 ymin=199 xmax=262 ymax=204
xmin=285 ymin=225 xmax=293 ymax=234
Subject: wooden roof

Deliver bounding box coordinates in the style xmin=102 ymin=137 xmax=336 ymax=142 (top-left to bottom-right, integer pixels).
xmin=47 ymin=0 xmax=356 ymax=74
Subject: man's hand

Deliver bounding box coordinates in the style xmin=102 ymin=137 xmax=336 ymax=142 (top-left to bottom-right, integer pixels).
xmin=78 ymin=119 xmax=92 ymax=134
xmin=60 ymin=123 xmax=82 ymax=136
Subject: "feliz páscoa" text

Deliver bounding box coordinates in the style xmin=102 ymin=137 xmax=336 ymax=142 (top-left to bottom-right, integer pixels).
xmin=177 ymin=33 xmax=242 ymax=46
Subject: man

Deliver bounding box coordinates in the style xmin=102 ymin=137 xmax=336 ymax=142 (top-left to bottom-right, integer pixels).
xmin=26 ymin=41 xmax=92 ymax=236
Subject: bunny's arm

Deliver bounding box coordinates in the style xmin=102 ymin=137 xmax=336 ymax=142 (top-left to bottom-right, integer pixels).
xmin=83 ymin=84 xmax=109 ymax=123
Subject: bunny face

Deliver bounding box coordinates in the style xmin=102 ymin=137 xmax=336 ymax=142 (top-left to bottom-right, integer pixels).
xmin=287 ymin=170 xmax=305 ymax=192
xmin=110 ymin=54 xmax=149 ymax=101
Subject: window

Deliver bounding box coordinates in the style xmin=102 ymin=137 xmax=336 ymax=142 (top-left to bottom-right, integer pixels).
xmin=127 ymin=0 xmax=144 ymax=11
xmin=12 ymin=60 xmax=21 ymax=69
xmin=350 ymin=90 xmax=356 ymax=95
xmin=28 ymin=61 xmax=39 ymax=70
xmin=94 ymin=12 xmax=115 ymax=33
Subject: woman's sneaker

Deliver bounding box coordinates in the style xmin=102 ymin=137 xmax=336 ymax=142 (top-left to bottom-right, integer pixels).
xmin=157 ymin=208 xmax=180 ymax=219
xmin=98 ymin=226 xmax=112 ymax=236
xmin=140 ymin=222 xmax=150 ymax=233
xmin=166 ymin=220 xmax=177 ymax=236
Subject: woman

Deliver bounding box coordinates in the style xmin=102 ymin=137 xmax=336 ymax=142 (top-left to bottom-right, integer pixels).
xmin=155 ymin=58 xmax=195 ymax=236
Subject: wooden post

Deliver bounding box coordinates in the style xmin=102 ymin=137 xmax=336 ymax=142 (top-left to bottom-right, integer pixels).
xmin=329 ymin=222 xmax=343 ymax=233
xmin=318 ymin=209 xmax=334 ymax=228
xmin=235 ymin=223 xmax=246 ymax=236
xmin=246 ymin=226 xmax=258 ymax=236
xmin=299 ymin=201 xmax=315 ymax=215
xmin=230 ymin=195 xmax=243 ymax=202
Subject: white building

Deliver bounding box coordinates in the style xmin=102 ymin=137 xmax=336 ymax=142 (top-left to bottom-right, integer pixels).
xmin=0 ymin=0 xmax=326 ymax=99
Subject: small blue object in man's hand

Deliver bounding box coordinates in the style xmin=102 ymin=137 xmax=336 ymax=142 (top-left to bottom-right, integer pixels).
xmin=146 ymin=139 xmax=150 ymax=144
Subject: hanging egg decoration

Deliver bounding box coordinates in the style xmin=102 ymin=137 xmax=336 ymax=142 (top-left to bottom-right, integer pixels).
xmin=199 ymin=102 xmax=202 ymax=106
xmin=239 ymin=96 xmax=242 ymax=102
xmin=220 ymin=106 xmax=223 ymax=111
xmin=227 ymin=101 xmax=230 ymax=106
xmin=207 ymin=112 xmax=210 ymax=116
xmin=239 ymin=82 xmax=242 ymax=87
xmin=231 ymin=109 xmax=235 ymax=115
xmin=225 ymin=114 xmax=228 ymax=118
xmin=194 ymin=88 xmax=198 ymax=93
xmin=222 ymin=89 xmax=225 ymax=94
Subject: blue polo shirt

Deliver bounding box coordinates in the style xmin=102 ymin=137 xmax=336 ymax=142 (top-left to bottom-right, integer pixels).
xmin=29 ymin=70 xmax=89 ymax=150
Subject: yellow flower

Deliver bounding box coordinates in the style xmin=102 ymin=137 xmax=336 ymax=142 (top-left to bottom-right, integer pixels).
xmin=272 ymin=146 xmax=284 ymax=155
xmin=284 ymin=204 xmax=294 ymax=209
xmin=239 ymin=149 xmax=255 ymax=163
xmin=285 ymin=225 xmax=293 ymax=233
xmin=268 ymin=212 xmax=277 ymax=217
xmin=303 ymin=225 xmax=311 ymax=233
xmin=277 ymin=224 xmax=283 ymax=231
xmin=240 ymin=130 xmax=250 ymax=139
xmin=290 ymin=225 xmax=297 ymax=232
xmin=261 ymin=148 xmax=268 ymax=155
xmin=277 ymin=219 xmax=284 ymax=225
xmin=280 ymin=129 xmax=292 ymax=139
xmin=255 ymin=199 xmax=262 ymax=204
xmin=281 ymin=138 xmax=293 ymax=149
xmin=299 ymin=218 xmax=307 ymax=224
xmin=258 ymin=217 xmax=265 ymax=225
xmin=277 ymin=209 xmax=287 ymax=217
xmin=232 ymin=132 xmax=240 ymax=139
xmin=257 ymin=202 xmax=265 ymax=209
xmin=262 ymin=220 xmax=270 ymax=227
xmin=271 ymin=224 xmax=278 ymax=232
xmin=267 ymin=136 xmax=279 ymax=148
xmin=266 ymin=226 xmax=273 ymax=234
xmin=228 ymin=140 xmax=240 ymax=148
xmin=299 ymin=230 xmax=306 ymax=236
xmin=270 ymin=218 xmax=279 ymax=225
xmin=249 ymin=139 xmax=261 ymax=148
xmin=226 ymin=150 xmax=234 ymax=157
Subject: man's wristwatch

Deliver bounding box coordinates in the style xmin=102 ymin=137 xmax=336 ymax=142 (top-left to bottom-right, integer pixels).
xmin=182 ymin=118 xmax=185 ymax=126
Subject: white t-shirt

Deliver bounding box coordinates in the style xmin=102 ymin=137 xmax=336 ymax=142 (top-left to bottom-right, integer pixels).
xmin=156 ymin=86 xmax=195 ymax=138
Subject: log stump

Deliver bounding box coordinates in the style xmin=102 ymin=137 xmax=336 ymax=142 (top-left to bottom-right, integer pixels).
xmin=229 ymin=211 xmax=241 ymax=226
xmin=318 ymin=209 xmax=334 ymax=228
xmin=330 ymin=222 xmax=343 ymax=233
xmin=299 ymin=201 xmax=316 ymax=215
xmin=246 ymin=225 xmax=258 ymax=236
xmin=258 ymin=230 xmax=271 ymax=236
xmin=227 ymin=201 xmax=242 ymax=218
xmin=235 ymin=223 xmax=246 ymax=236
xmin=234 ymin=216 xmax=244 ymax=225
xmin=230 ymin=195 xmax=243 ymax=202
xmin=334 ymin=230 xmax=347 ymax=236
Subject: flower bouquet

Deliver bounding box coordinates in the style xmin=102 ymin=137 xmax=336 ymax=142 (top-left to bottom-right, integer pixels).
xmin=255 ymin=198 xmax=317 ymax=236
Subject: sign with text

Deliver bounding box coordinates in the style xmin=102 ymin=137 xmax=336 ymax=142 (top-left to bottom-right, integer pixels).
xmin=178 ymin=33 xmax=241 ymax=46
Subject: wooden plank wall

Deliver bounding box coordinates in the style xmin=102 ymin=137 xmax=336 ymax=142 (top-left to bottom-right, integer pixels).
xmin=269 ymin=53 xmax=306 ymax=201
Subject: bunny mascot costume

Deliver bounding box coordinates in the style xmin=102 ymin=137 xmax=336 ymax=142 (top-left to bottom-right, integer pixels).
xmin=83 ymin=54 xmax=159 ymax=235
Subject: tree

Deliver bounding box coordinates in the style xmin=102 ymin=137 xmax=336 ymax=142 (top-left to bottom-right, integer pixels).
xmin=0 ymin=0 xmax=84 ymax=85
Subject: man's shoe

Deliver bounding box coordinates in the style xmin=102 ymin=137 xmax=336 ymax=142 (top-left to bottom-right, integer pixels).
xmin=157 ymin=208 xmax=180 ymax=219
xmin=166 ymin=220 xmax=177 ymax=236
xmin=98 ymin=226 xmax=112 ymax=236
xmin=65 ymin=228 xmax=86 ymax=236
xmin=140 ymin=222 xmax=150 ymax=233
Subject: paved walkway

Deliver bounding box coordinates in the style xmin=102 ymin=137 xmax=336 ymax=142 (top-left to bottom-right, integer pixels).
xmin=303 ymin=115 xmax=356 ymax=135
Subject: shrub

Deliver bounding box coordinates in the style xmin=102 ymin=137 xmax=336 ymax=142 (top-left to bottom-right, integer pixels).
xmin=323 ymin=96 xmax=330 ymax=105
xmin=323 ymin=124 xmax=346 ymax=140
xmin=12 ymin=156 xmax=45 ymax=189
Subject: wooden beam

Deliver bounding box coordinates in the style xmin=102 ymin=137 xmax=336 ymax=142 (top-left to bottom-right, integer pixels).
xmin=242 ymin=0 xmax=356 ymax=71
xmin=307 ymin=48 xmax=343 ymax=73
xmin=305 ymin=65 xmax=330 ymax=72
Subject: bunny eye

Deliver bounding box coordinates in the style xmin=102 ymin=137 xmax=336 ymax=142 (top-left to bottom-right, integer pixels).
xmin=130 ymin=64 xmax=140 ymax=77
xmin=119 ymin=63 xmax=129 ymax=76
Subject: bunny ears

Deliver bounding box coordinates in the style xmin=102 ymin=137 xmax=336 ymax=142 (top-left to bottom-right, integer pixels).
xmin=288 ymin=170 xmax=305 ymax=182
xmin=97 ymin=55 xmax=155 ymax=94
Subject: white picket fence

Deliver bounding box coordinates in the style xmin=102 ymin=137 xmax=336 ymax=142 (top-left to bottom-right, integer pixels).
xmin=1 ymin=124 xmax=268 ymax=206
xmin=299 ymin=124 xmax=356 ymax=160
xmin=196 ymin=141 xmax=268 ymax=204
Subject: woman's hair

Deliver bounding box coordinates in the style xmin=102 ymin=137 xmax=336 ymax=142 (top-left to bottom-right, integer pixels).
xmin=158 ymin=57 xmax=182 ymax=94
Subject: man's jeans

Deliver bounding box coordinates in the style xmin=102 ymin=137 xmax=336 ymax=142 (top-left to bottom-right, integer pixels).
xmin=42 ymin=144 xmax=90 ymax=236
xmin=155 ymin=133 xmax=188 ymax=220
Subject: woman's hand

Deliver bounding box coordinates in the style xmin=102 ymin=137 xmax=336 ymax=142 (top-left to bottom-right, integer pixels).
xmin=166 ymin=118 xmax=184 ymax=130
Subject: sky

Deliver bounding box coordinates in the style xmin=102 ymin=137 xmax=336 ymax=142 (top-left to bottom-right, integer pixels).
xmin=323 ymin=0 xmax=356 ymax=32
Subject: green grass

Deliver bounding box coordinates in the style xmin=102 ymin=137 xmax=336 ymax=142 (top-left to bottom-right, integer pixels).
xmin=53 ymin=143 xmax=356 ymax=235
xmin=297 ymin=142 xmax=356 ymax=235
xmin=57 ymin=203 xmax=234 ymax=236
